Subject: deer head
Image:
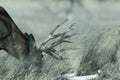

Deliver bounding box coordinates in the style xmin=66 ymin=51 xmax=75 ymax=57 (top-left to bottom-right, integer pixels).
xmin=0 ymin=6 xmax=75 ymax=67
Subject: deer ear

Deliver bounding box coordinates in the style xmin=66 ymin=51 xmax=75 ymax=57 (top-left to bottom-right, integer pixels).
xmin=0 ymin=17 xmax=11 ymax=40
xmin=0 ymin=7 xmax=12 ymax=40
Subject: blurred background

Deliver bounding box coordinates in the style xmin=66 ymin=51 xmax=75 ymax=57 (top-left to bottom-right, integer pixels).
xmin=1 ymin=0 xmax=120 ymax=44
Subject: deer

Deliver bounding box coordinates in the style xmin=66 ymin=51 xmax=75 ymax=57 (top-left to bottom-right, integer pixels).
xmin=0 ymin=6 xmax=75 ymax=67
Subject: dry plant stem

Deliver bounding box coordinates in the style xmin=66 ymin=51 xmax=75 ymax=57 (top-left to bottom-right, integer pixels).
xmin=39 ymin=19 xmax=76 ymax=60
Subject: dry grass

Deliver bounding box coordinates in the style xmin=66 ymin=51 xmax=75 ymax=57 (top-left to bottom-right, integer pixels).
xmin=0 ymin=0 xmax=120 ymax=80
xmin=77 ymin=27 xmax=120 ymax=79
